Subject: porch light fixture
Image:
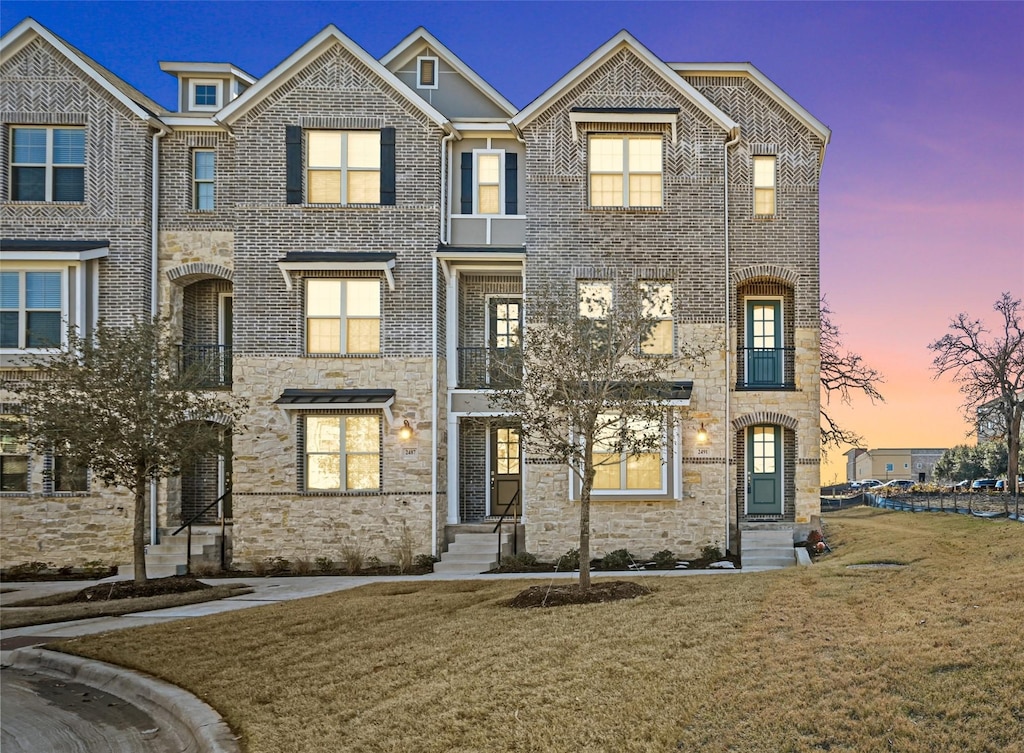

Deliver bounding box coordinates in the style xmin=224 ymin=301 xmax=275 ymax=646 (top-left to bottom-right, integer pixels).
xmin=696 ymin=423 xmax=708 ymax=444
xmin=398 ymin=420 xmax=414 ymax=441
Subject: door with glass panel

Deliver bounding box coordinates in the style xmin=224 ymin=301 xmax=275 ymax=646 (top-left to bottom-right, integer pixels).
xmin=747 ymin=425 xmax=782 ymax=515
xmin=487 ymin=297 xmax=522 ymax=387
xmin=490 ymin=424 xmax=521 ymax=517
xmin=746 ymin=300 xmax=782 ymax=386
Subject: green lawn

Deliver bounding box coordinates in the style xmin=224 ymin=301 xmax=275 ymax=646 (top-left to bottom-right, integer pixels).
xmin=56 ymin=508 xmax=1024 ymax=753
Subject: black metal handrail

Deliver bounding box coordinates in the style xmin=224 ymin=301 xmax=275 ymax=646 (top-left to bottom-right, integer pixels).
xmin=492 ymin=489 xmax=520 ymax=563
xmin=457 ymin=346 xmax=522 ymax=389
xmin=737 ymin=346 xmax=795 ymax=389
xmin=172 ymin=489 xmax=230 ymax=573
xmin=178 ymin=344 xmax=233 ymax=387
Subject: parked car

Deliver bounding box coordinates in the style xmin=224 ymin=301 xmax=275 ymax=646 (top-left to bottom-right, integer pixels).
xmin=877 ymin=479 xmax=914 ymax=493
xmin=971 ymin=478 xmax=998 ymax=491
xmin=854 ymin=479 xmax=882 ymax=489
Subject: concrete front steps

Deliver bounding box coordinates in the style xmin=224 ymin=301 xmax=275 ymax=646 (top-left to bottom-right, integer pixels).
xmin=434 ymin=531 xmax=511 ymax=575
xmin=117 ymin=527 xmax=224 ymax=579
xmin=741 ymin=527 xmax=797 ymax=570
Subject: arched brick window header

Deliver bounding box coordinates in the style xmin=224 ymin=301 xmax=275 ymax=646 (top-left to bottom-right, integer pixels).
xmin=731 ymin=411 xmax=799 ymax=431
xmin=167 ymin=262 xmax=233 ymax=285
xmin=731 ymin=264 xmax=798 ymax=288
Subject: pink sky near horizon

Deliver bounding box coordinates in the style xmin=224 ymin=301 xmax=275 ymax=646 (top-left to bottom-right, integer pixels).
xmin=4 ymin=2 xmax=1022 ymax=485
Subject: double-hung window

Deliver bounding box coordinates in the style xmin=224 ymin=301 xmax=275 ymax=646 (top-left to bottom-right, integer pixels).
xmin=753 ymin=156 xmax=776 ymax=216
xmin=193 ymin=150 xmax=215 ymax=211
xmin=578 ymin=281 xmax=612 ymax=319
xmin=306 ymin=279 xmax=380 ymax=355
xmin=1 ymin=420 xmax=28 ymax=492
xmin=589 ymin=134 xmax=662 ymax=208
xmin=307 ymin=131 xmax=381 ymax=204
xmin=1 ymin=270 xmax=63 ymax=349
xmin=10 ymin=127 xmax=85 ymax=202
xmin=592 ymin=414 xmax=665 ymax=493
xmin=305 ymin=415 xmax=380 ymax=491
xmin=640 ymin=282 xmax=673 ymax=355
xmin=475 ymin=152 xmax=502 ymax=214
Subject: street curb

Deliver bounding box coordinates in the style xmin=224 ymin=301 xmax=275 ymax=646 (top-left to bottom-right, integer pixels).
xmin=5 ymin=646 xmax=241 ymax=753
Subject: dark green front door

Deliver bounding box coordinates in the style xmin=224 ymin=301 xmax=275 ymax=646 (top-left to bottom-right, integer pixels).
xmin=748 ymin=425 xmax=782 ymax=515
xmin=747 ymin=300 xmax=782 ymax=386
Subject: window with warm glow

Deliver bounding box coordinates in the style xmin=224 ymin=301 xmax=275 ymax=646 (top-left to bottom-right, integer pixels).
xmin=753 ymin=156 xmax=776 ymax=216
xmin=305 ymin=279 xmax=380 ymax=354
xmin=305 ymin=415 xmax=380 ymax=491
xmin=640 ymin=282 xmax=673 ymax=355
xmin=476 ymin=153 xmax=501 ymax=214
xmin=592 ymin=414 xmax=664 ymax=492
xmin=589 ymin=134 xmax=662 ymax=208
xmin=307 ymin=131 xmax=381 ymax=204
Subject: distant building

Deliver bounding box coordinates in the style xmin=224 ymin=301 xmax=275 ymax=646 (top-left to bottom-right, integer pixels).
xmin=851 ymin=448 xmax=946 ymax=484
xmin=976 ymin=393 xmax=1023 ymax=444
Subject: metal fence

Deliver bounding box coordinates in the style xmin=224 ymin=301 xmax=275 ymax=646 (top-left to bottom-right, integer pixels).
xmin=821 ymin=492 xmax=1022 ymax=522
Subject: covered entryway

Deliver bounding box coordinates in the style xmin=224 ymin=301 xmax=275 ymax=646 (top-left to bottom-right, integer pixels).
xmin=490 ymin=424 xmax=521 ymax=517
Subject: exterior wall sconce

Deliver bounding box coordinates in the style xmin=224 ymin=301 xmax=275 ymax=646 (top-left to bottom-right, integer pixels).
xmin=398 ymin=419 xmax=414 ymax=441
xmin=696 ymin=422 xmax=708 ymax=444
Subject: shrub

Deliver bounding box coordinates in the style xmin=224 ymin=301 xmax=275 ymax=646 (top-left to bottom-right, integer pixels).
xmin=556 ymin=548 xmax=580 ymax=571
xmin=7 ymin=561 xmax=50 ymax=578
xmin=500 ymin=552 xmax=538 ymax=570
xmin=339 ymin=542 xmax=366 ymax=574
xmin=190 ymin=560 xmax=221 ymax=577
xmin=250 ymin=558 xmax=269 ymax=576
xmin=314 ymin=556 xmax=335 ymax=573
xmin=267 ymin=556 xmax=290 ymax=575
xmin=82 ymin=560 xmax=111 ymax=578
xmin=700 ymin=544 xmax=724 ymax=562
xmin=365 ymin=555 xmax=383 ymax=570
xmin=413 ymin=553 xmax=437 ymax=572
xmin=292 ymin=556 xmax=313 ymax=575
xmin=390 ymin=524 xmax=416 ymax=574
xmin=600 ymin=549 xmax=634 ymax=571
xmin=652 ymin=549 xmax=677 ymax=569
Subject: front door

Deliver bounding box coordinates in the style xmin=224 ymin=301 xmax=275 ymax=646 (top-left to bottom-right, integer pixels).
xmin=490 ymin=425 xmax=521 ymax=517
xmin=487 ymin=297 xmax=522 ymax=387
xmin=748 ymin=425 xmax=782 ymax=515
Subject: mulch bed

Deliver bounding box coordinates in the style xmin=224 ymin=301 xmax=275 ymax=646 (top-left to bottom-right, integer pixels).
xmin=70 ymin=575 xmax=211 ymax=602
xmin=508 ymin=580 xmax=651 ymax=609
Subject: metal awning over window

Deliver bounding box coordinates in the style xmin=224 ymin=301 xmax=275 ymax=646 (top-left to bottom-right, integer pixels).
xmin=1 ymin=239 xmax=110 ymax=261
xmin=274 ymin=388 xmax=396 ymax=424
xmin=276 ymin=252 xmax=396 ymax=292
xmin=599 ymin=380 xmax=693 ymax=406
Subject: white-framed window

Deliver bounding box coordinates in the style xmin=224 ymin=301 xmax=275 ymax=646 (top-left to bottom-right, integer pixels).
xmin=886 ymin=463 xmax=894 ymax=473
xmin=1 ymin=419 xmax=28 ymax=493
xmin=578 ymin=280 xmax=613 ymax=319
xmin=753 ymin=155 xmax=776 ymax=216
xmin=1 ymin=269 xmax=64 ymax=350
xmin=307 ymin=130 xmax=381 ymax=204
xmin=588 ymin=134 xmax=662 ymax=208
xmin=192 ymin=149 xmax=215 ymax=211
xmin=189 ymin=79 xmax=222 ymax=111
xmin=474 ymin=150 xmax=503 ymax=215
xmin=592 ymin=414 xmax=667 ymax=494
xmin=417 ymin=56 xmax=438 ymax=89
xmin=304 ymin=414 xmax=381 ymax=491
xmin=10 ymin=126 xmax=85 ymax=202
xmin=640 ymin=282 xmax=673 ymax=355
xmin=305 ymin=279 xmax=380 ymax=355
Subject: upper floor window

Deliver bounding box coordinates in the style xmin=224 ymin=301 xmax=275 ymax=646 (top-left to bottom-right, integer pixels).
xmin=53 ymin=456 xmax=88 ymax=493
xmin=475 ymin=152 xmax=502 ymax=214
xmin=1 ymin=270 xmax=63 ymax=349
xmin=578 ymin=281 xmax=612 ymax=319
xmin=189 ymin=80 xmax=222 ymax=111
xmin=640 ymin=282 xmax=673 ymax=355
xmin=0 ymin=419 xmax=28 ymax=492
xmin=192 ymin=150 xmax=215 ymax=211
xmin=307 ymin=131 xmax=381 ymax=204
xmin=306 ymin=279 xmax=380 ymax=355
xmin=753 ymin=156 xmax=776 ymax=216
xmin=417 ymin=56 xmax=438 ymax=89
xmin=589 ymin=134 xmax=662 ymax=208
xmin=305 ymin=414 xmax=380 ymax=491
xmin=10 ymin=127 xmax=85 ymax=202
xmin=459 ymin=149 xmax=518 ymax=216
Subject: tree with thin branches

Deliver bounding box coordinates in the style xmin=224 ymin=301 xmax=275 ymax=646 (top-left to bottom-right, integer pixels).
xmin=929 ymin=292 xmax=1024 ymax=513
xmin=10 ymin=318 xmax=247 ymax=582
xmin=489 ymin=283 xmax=708 ymax=590
xmin=820 ymin=297 xmax=885 ymax=452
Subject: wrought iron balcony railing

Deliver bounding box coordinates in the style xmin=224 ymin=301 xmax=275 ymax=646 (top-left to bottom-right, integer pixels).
xmin=179 ymin=344 xmax=233 ymax=388
xmin=457 ymin=346 xmax=522 ymax=389
xmin=736 ymin=346 xmax=795 ymax=389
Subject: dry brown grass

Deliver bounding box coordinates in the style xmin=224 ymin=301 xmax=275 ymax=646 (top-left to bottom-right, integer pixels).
xmin=55 ymin=509 xmax=1023 ymax=752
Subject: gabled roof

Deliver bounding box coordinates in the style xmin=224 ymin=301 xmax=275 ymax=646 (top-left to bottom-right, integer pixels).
xmin=512 ymin=30 xmax=737 ymax=134
xmin=217 ymin=24 xmax=451 ymax=130
xmin=380 ymin=27 xmax=517 ymax=117
xmin=0 ymin=18 xmax=167 ymax=121
xmin=669 ymin=62 xmax=831 ymax=144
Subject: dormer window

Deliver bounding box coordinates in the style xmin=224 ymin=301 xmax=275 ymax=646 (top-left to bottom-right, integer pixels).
xmin=189 ymin=79 xmax=222 ymax=111
xmin=417 ymin=56 xmax=438 ymax=89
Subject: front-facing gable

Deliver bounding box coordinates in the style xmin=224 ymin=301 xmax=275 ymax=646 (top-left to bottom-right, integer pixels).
xmin=217 ymin=24 xmax=453 ymax=132
xmin=512 ymin=30 xmax=737 ymax=135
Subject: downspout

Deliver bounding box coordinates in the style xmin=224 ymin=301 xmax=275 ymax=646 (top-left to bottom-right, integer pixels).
xmin=723 ymin=126 xmax=741 ymax=554
xmin=150 ymin=123 xmax=169 ymax=547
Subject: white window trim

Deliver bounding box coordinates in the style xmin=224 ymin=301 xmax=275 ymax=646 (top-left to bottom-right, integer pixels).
xmin=1 ymin=264 xmax=73 ymax=353
xmin=189 ymin=79 xmax=223 ymax=111
xmin=416 ymin=56 xmax=439 ymax=89
xmin=569 ymin=412 xmax=675 ymax=499
xmin=753 ymin=155 xmax=777 ymax=216
xmin=9 ymin=126 xmax=85 ymax=202
xmin=302 ymin=413 xmax=382 ymax=493
xmin=588 ymin=134 xmax=663 ymax=209
xmin=304 ymin=278 xmax=382 ymax=356
xmin=192 ymin=149 xmax=215 ymax=211
xmin=473 ymin=149 xmax=505 ymax=215
xmin=306 ymin=130 xmax=381 ymax=205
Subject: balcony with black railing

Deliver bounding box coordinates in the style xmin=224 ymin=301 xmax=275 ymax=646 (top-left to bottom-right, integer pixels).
xmin=736 ymin=346 xmax=796 ymax=390
xmin=179 ymin=344 xmax=233 ymax=388
xmin=457 ymin=347 xmax=522 ymax=389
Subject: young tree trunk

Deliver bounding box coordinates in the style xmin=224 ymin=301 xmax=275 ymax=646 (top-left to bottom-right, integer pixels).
xmin=578 ymin=451 xmax=595 ymax=592
xmin=133 ymin=464 xmax=149 ymax=584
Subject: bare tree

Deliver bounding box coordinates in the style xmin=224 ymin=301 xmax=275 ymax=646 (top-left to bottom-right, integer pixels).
xmin=11 ymin=318 xmax=247 ymax=582
xmin=489 ymin=283 xmax=708 ymax=590
xmin=929 ymin=292 xmax=1024 ymax=510
xmin=820 ymin=297 xmax=885 ymax=451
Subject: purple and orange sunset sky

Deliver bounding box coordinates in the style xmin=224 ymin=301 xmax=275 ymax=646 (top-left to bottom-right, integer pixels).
xmin=4 ymin=1 xmax=1022 ymax=484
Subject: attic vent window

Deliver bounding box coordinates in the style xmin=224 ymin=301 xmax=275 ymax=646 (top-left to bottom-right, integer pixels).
xmin=417 ymin=56 xmax=438 ymax=89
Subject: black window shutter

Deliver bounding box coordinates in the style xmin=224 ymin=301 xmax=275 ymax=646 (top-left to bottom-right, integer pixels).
xmin=286 ymin=126 xmax=302 ymax=205
xmin=460 ymin=152 xmax=473 ymax=214
xmin=380 ymin=127 xmax=396 ymax=205
xmin=504 ymin=152 xmax=518 ymax=215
